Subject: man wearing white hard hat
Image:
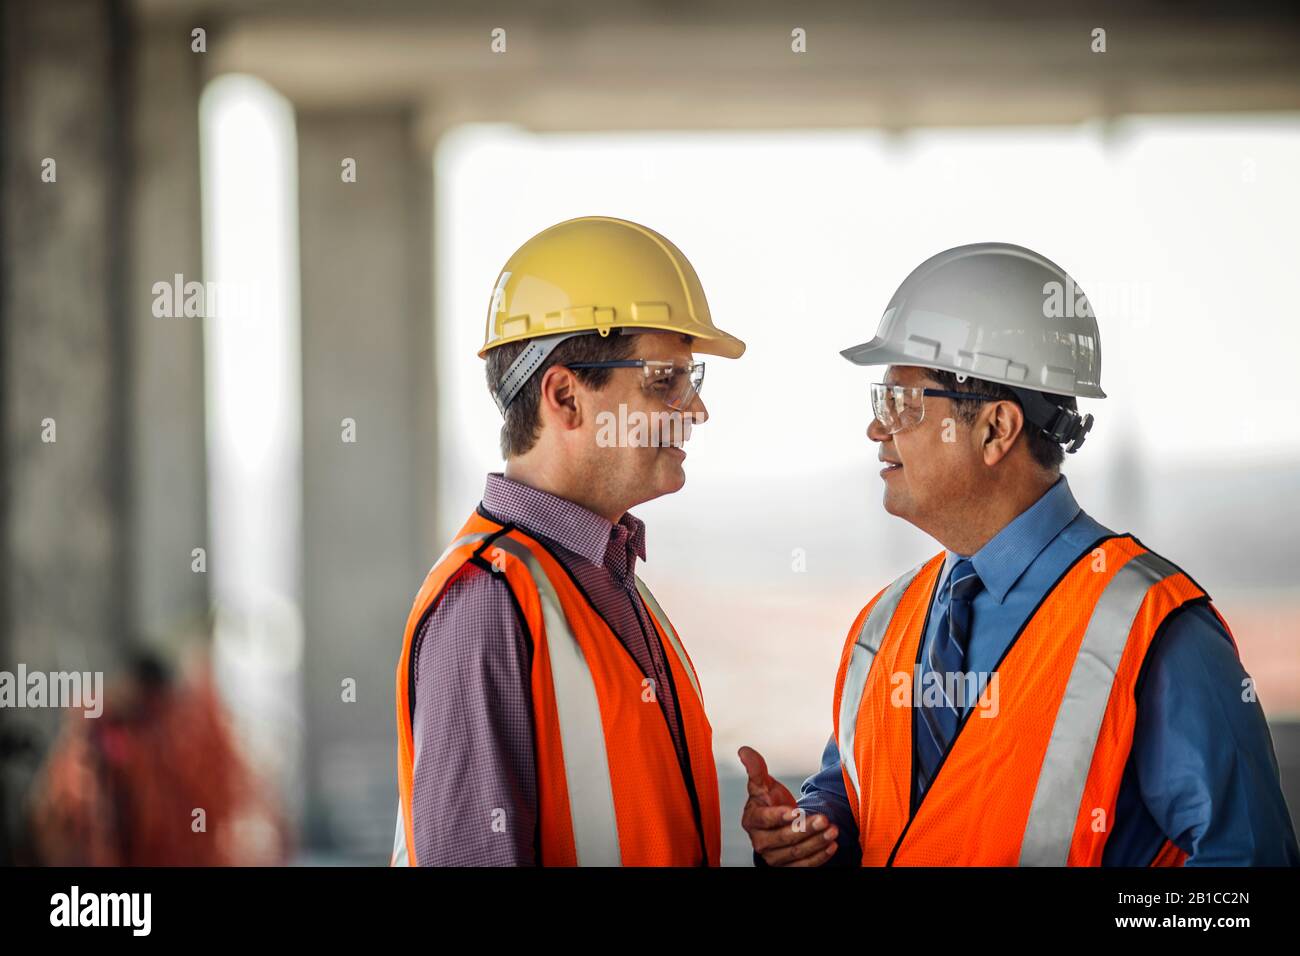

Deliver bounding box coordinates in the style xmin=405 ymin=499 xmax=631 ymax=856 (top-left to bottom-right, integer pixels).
xmin=740 ymin=243 xmax=1298 ymax=866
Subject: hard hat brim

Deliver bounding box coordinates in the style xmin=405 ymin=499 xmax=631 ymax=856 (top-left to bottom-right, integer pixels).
xmin=683 ymin=327 xmax=746 ymax=359
xmin=839 ymin=336 xmax=905 ymax=367
xmin=840 ymin=337 xmax=1106 ymax=399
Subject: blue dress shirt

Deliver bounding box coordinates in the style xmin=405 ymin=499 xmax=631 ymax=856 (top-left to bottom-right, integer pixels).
xmin=788 ymin=476 xmax=1299 ymax=866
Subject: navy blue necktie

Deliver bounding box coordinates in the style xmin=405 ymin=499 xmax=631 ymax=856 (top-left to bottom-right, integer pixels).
xmin=916 ymin=558 xmax=983 ymax=798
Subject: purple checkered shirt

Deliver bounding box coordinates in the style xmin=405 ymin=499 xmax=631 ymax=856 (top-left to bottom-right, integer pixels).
xmin=409 ymin=472 xmax=689 ymax=865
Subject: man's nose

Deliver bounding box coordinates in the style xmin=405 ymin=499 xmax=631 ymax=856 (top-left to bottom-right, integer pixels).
xmin=686 ymin=391 xmax=708 ymax=426
xmin=866 ymin=415 xmax=889 ymax=443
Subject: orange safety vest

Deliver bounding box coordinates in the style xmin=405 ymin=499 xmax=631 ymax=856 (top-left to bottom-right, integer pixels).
xmin=832 ymin=534 xmax=1236 ymax=866
xmin=392 ymin=509 xmax=722 ymax=866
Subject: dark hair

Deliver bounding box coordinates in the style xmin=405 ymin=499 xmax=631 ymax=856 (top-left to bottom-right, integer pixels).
xmin=485 ymin=330 xmax=639 ymax=458
xmin=923 ymin=368 xmax=1074 ymax=472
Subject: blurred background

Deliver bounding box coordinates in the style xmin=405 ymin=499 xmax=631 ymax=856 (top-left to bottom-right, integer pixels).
xmin=3 ymin=0 xmax=1299 ymax=866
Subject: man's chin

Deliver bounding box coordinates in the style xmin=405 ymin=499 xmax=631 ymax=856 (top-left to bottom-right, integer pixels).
xmin=655 ymin=458 xmax=687 ymax=496
xmin=881 ymin=488 xmax=907 ymax=519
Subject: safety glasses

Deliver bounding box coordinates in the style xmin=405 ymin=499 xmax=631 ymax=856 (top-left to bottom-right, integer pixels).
xmin=869 ymin=383 xmax=999 ymax=434
xmin=566 ymin=359 xmax=705 ymax=412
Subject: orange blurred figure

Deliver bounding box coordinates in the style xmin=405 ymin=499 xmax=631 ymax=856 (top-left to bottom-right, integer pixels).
xmin=27 ymin=652 xmax=290 ymax=866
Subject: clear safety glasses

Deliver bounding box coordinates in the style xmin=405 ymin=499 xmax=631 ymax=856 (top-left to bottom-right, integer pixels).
xmin=869 ymin=382 xmax=999 ymax=434
xmin=566 ymin=359 xmax=706 ymax=411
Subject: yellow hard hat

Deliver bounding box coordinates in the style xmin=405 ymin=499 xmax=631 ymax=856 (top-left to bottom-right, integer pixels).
xmin=481 ymin=217 xmax=745 ymax=412
xmin=482 ymin=216 xmax=745 ymax=358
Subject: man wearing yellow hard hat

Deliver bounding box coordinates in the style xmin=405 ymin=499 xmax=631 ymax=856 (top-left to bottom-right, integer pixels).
xmin=392 ymin=216 xmax=744 ymax=866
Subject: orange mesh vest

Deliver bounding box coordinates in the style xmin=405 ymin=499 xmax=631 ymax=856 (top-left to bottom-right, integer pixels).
xmin=831 ymin=534 xmax=1236 ymax=866
xmin=392 ymin=509 xmax=722 ymax=866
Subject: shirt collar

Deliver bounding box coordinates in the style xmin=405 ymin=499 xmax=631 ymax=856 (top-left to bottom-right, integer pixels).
xmin=943 ymin=475 xmax=1081 ymax=605
xmin=481 ymin=472 xmax=647 ymax=568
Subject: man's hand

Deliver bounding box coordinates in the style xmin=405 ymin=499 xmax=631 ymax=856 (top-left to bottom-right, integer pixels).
xmin=738 ymin=745 xmax=839 ymax=867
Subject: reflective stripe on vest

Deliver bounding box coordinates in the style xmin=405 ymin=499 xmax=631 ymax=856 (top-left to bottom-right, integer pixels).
xmin=1018 ymin=549 xmax=1181 ymax=865
xmin=391 ymin=799 xmax=409 ymax=866
xmin=491 ymin=535 xmax=621 ymax=866
xmin=635 ymin=576 xmax=703 ymax=705
xmin=836 ymin=560 xmax=927 ymax=804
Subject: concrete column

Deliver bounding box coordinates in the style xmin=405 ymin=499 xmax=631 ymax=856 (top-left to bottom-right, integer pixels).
xmin=297 ymin=107 xmax=435 ymax=857
xmin=0 ymin=0 xmax=130 ymax=861
xmin=128 ymin=19 xmax=209 ymax=651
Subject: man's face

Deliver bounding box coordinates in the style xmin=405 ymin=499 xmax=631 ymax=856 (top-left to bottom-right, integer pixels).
xmin=579 ymin=331 xmax=708 ymax=510
xmin=867 ymin=365 xmax=979 ymax=530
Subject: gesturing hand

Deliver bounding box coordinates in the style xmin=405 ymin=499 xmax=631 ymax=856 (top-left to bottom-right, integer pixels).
xmin=738 ymin=745 xmax=839 ymax=867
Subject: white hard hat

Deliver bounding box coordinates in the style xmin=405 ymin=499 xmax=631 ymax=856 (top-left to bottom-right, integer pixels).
xmin=841 ymin=242 xmax=1105 ymax=399
xmin=842 ymin=242 xmax=1104 ymax=452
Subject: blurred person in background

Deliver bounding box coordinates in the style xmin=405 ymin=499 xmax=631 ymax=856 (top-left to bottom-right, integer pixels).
xmin=392 ymin=216 xmax=744 ymax=865
xmin=26 ymin=648 xmax=289 ymax=866
xmin=742 ymin=242 xmax=1299 ymax=867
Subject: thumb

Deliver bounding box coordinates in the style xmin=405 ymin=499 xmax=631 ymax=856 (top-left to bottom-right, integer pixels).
xmin=737 ymin=746 xmax=773 ymax=800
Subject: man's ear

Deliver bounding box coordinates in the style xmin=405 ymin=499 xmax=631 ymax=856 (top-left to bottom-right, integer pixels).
xmin=538 ymin=365 xmax=583 ymax=430
xmin=980 ymin=399 xmax=1025 ymax=466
